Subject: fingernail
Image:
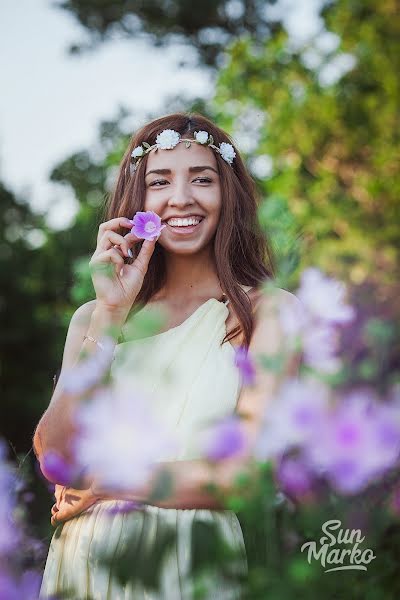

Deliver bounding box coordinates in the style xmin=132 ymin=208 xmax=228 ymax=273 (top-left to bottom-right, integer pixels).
xmin=127 ymin=248 xmax=133 ymax=258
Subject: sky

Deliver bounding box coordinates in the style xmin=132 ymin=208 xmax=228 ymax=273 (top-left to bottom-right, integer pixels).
xmin=0 ymin=0 xmax=327 ymax=231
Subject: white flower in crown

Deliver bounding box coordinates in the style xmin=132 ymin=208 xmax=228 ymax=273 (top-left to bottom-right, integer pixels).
xmin=219 ymin=142 xmax=236 ymax=164
xmin=194 ymin=130 xmax=209 ymax=144
xmin=155 ymin=129 xmax=180 ymax=150
xmin=131 ymin=145 xmax=144 ymax=158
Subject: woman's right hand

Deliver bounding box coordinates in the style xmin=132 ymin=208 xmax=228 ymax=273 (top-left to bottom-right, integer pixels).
xmin=89 ymin=216 xmax=159 ymax=316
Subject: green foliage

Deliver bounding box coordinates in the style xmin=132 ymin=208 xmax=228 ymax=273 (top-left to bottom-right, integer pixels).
xmin=213 ymin=0 xmax=399 ymax=296
xmin=56 ymin=0 xmax=280 ymax=66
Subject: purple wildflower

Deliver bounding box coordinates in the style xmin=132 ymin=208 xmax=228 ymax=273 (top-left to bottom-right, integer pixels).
xmin=0 ymin=442 xmax=20 ymax=555
xmin=302 ymin=324 xmax=342 ymax=374
xmin=201 ymin=415 xmax=248 ymax=462
xmin=234 ymin=345 xmax=256 ymax=386
xmin=0 ymin=569 xmax=41 ymax=600
xmin=276 ymin=454 xmax=315 ymax=500
xmin=297 ymin=267 xmax=355 ymax=325
xmin=254 ymin=377 xmax=330 ymax=461
xmin=72 ymin=381 xmax=180 ymax=493
xmin=130 ymin=210 xmax=166 ymax=241
xmin=41 ymin=450 xmax=79 ymax=486
xmin=304 ymin=388 xmax=400 ymax=494
xmin=103 ymin=499 xmax=144 ymax=516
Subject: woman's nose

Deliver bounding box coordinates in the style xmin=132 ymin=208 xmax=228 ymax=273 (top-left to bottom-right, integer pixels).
xmin=169 ymin=180 xmax=193 ymax=206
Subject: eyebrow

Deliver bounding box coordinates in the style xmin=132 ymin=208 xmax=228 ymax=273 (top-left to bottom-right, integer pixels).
xmin=145 ymin=165 xmax=218 ymax=177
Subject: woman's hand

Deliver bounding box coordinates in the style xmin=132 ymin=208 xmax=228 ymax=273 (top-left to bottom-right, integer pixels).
xmin=50 ymin=484 xmax=101 ymax=527
xmin=89 ymin=216 xmax=160 ymax=316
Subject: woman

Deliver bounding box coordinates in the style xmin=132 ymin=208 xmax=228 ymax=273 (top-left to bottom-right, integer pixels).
xmin=35 ymin=112 xmax=300 ymax=599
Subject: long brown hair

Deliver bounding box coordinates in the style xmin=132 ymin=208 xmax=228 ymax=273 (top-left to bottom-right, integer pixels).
xmin=104 ymin=112 xmax=275 ymax=349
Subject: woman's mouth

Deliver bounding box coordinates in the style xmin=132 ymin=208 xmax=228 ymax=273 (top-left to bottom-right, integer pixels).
xmin=164 ymin=218 xmax=204 ymax=235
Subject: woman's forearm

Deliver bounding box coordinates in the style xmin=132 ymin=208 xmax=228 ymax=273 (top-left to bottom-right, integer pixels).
xmin=94 ymin=456 xmax=254 ymax=511
xmin=33 ymin=306 xmax=126 ymax=467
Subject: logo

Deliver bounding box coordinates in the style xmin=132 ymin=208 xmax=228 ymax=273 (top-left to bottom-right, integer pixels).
xmin=300 ymin=519 xmax=376 ymax=572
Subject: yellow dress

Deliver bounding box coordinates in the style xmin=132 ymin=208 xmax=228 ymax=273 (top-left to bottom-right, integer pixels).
xmin=39 ymin=287 xmax=251 ymax=599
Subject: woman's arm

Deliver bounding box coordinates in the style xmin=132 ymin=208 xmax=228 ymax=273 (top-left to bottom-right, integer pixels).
xmin=33 ymin=300 xmax=126 ymax=477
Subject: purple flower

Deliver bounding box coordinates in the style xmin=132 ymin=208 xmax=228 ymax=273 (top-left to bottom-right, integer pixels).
xmin=297 ymin=267 xmax=355 ymax=325
xmin=41 ymin=450 xmax=78 ymax=486
xmin=304 ymin=388 xmax=400 ymax=494
xmin=201 ymin=416 xmax=248 ymax=461
xmin=0 ymin=441 xmax=44 ymax=598
xmin=103 ymin=499 xmax=144 ymax=516
xmin=303 ymin=324 xmax=342 ymax=374
xmin=0 ymin=442 xmax=20 ymax=555
xmin=254 ymin=377 xmax=330 ymax=461
xmin=130 ymin=210 xmax=166 ymax=241
xmin=72 ymin=381 xmax=180 ymax=493
xmin=0 ymin=570 xmax=41 ymax=600
xmin=276 ymin=454 xmax=314 ymax=500
xmin=278 ymin=294 xmax=307 ymax=340
xmin=278 ymin=268 xmax=355 ymax=375
xmin=234 ymin=345 xmax=256 ymax=386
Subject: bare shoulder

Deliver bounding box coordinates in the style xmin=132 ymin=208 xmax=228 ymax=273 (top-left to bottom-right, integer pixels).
xmin=253 ymin=286 xmax=302 ymax=319
xmin=249 ymin=286 xmax=302 ymax=352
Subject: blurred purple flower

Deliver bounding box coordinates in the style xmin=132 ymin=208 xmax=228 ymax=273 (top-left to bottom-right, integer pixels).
xmin=72 ymin=381 xmax=180 ymax=493
xmin=201 ymin=416 xmax=248 ymax=462
xmin=0 ymin=442 xmax=20 ymax=555
xmin=0 ymin=441 xmax=44 ymax=598
xmin=103 ymin=499 xmax=144 ymax=516
xmin=130 ymin=210 xmax=166 ymax=241
xmin=63 ymin=335 xmax=115 ymax=395
xmin=278 ymin=293 xmax=307 ymax=340
xmin=234 ymin=345 xmax=256 ymax=386
xmin=303 ymin=324 xmax=342 ymax=374
xmin=297 ymin=267 xmax=355 ymax=325
xmin=254 ymin=377 xmax=330 ymax=461
xmin=0 ymin=569 xmax=41 ymax=600
xmin=304 ymin=388 xmax=400 ymax=494
xmin=41 ymin=450 xmax=78 ymax=486
xmin=276 ymin=454 xmax=314 ymax=500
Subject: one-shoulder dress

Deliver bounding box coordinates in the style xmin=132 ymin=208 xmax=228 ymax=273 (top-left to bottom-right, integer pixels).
xmin=39 ymin=287 xmax=251 ymax=599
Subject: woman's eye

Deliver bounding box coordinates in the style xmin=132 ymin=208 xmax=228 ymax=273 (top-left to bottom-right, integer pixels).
xmin=149 ymin=177 xmax=212 ymax=187
xmin=149 ymin=179 xmax=169 ymax=187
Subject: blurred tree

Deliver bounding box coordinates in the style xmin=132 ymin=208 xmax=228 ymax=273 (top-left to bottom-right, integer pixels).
xmin=0 ymin=183 xmax=53 ymax=446
xmin=55 ymin=0 xmax=282 ymax=66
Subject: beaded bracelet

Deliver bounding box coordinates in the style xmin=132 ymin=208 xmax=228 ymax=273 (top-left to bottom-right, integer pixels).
xmin=83 ymin=335 xmax=105 ymax=350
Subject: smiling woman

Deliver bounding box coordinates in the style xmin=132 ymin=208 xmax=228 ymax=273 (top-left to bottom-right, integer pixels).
xmin=36 ymin=112 xmax=290 ymax=600
xmin=108 ymin=113 xmax=275 ymax=348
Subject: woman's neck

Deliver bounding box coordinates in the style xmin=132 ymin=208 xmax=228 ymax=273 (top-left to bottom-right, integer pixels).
xmin=160 ymin=248 xmax=223 ymax=304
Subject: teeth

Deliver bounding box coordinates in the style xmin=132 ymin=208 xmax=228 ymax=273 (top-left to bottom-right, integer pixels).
xmin=167 ymin=217 xmax=202 ymax=227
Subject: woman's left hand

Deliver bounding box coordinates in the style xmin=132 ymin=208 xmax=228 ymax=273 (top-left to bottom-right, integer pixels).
xmin=50 ymin=484 xmax=101 ymax=527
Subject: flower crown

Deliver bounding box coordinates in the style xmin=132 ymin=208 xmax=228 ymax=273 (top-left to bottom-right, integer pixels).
xmin=129 ymin=129 xmax=236 ymax=174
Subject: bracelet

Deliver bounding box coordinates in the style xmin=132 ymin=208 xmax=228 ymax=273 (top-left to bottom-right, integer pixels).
xmin=83 ymin=335 xmax=105 ymax=350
